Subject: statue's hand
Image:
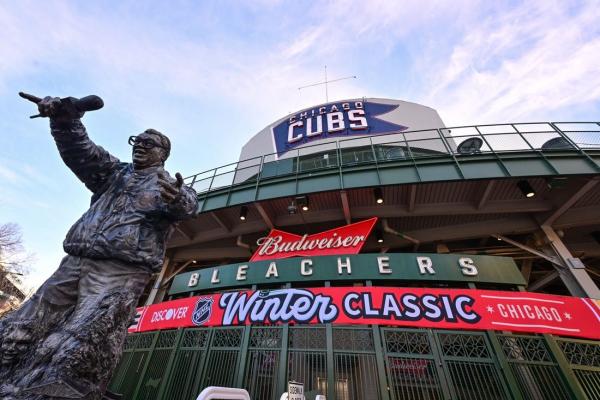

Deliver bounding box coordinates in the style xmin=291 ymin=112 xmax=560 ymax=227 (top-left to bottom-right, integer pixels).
xmin=37 ymin=96 xmax=63 ymax=118
xmin=158 ymin=172 xmax=184 ymax=203
xmin=37 ymin=96 xmax=84 ymax=121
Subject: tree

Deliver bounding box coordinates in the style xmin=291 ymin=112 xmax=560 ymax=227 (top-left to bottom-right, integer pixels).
xmin=0 ymin=223 xmax=30 ymax=274
xmin=0 ymin=223 xmax=31 ymax=316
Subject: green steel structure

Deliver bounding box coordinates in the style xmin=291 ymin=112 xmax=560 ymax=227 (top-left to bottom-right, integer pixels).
xmin=109 ymin=120 xmax=600 ymax=399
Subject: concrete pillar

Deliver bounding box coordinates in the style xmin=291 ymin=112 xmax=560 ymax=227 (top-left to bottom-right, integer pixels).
xmin=145 ymin=254 xmax=172 ymax=306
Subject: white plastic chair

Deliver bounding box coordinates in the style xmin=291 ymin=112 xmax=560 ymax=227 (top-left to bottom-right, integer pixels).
xmin=196 ymin=386 xmax=251 ymax=400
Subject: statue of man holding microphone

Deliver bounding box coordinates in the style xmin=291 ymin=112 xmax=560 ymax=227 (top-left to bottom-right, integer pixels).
xmin=0 ymin=93 xmax=197 ymax=399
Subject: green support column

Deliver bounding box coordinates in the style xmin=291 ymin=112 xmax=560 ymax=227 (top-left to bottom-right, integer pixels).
xmin=277 ymin=283 xmax=291 ymax=397
xmin=235 ymin=324 xmax=252 ymax=388
xmin=156 ymin=328 xmax=184 ymax=400
xmin=366 ymin=280 xmax=390 ymax=400
xmin=234 ymin=284 xmax=258 ymax=388
xmin=277 ymin=324 xmax=290 ymax=397
xmin=487 ymin=331 xmax=524 ymax=400
xmin=543 ymin=334 xmax=589 ymax=400
xmin=325 ymin=281 xmax=335 ymax=400
xmin=371 ymin=325 xmax=391 ymax=400
xmin=427 ymin=329 xmax=455 ymax=400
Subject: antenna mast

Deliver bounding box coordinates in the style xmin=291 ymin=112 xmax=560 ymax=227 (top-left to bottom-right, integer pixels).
xmin=298 ymin=66 xmax=357 ymax=103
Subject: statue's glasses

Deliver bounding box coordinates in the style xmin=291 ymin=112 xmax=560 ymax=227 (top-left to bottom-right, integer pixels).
xmin=128 ymin=135 xmax=167 ymax=150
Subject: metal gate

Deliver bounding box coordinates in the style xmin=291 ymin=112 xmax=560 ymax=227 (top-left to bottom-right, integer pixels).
xmin=436 ymin=331 xmax=511 ymax=400
xmin=382 ymin=328 xmax=446 ymax=400
xmin=110 ymin=327 xmax=600 ymax=400
xmin=287 ymin=326 xmax=328 ymax=399
xmin=108 ymin=332 xmax=156 ymax=399
xmin=332 ymin=327 xmax=381 ymax=400
xmin=557 ymin=337 xmax=600 ymax=400
xmin=162 ymin=328 xmax=211 ymax=400
xmin=381 ymin=329 xmax=512 ymax=400
xmin=202 ymin=327 xmax=244 ymax=388
xmin=497 ymin=334 xmax=572 ymax=399
xmin=244 ymin=326 xmax=282 ymax=399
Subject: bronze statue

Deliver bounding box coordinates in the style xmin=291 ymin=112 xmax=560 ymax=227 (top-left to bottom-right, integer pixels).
xmin=0 ymin=93 xmax=198 ymax=399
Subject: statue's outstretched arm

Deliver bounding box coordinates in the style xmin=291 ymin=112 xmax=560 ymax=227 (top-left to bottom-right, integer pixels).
xmin=50 ymin=118 xmax=122 ymax=194
xmin=25 ymin=95 xmax=122 ymax=193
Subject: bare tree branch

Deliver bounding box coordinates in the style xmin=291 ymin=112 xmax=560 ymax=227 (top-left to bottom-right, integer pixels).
xmin=0 ymin=222 xmax=32 ymax=276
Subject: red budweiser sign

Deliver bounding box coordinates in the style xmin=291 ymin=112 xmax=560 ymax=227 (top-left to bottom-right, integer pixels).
xmin=250 ymin=217 xmax=377 ymax=262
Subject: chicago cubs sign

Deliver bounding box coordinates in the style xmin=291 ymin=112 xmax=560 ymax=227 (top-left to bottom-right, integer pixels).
xmin=271 ymin=101 xmax=408 ymax=155
xmin=130 ymin=287 xmax=600 ymax=340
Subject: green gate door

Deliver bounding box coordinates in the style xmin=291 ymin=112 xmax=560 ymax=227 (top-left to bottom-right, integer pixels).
xmin=162 ymin=328 xmax=211 ymax=400
xmin=332 ymin=327 xmax=381 ymax=400
xmin=435 ymin=331 xmax=512 ymax=400
xmin=381 ymin=328 xmax=447 ymax=400
xmin=382 ymin=329 xmax=512 ymax=400
xmin=201 ymin=327 xmax=244 ymax=388
xmin=557 ymin=337 xmax=600 ymax=400
xmin=133 ymin=330 xmax=181 ymax=400
xmin=108 ymin=332 xmax=157 ymax=399
xmin=287 ymin=326 xmax=328 ymax=398
xmin=244 ymin=326 xmax=283 ymax=399
xmin=497 ymin=334 xmax=572 ymax=399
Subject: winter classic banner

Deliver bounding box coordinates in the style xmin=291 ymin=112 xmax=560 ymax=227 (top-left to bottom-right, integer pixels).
xmin=129 ymin=287 xmax=600 ymax=340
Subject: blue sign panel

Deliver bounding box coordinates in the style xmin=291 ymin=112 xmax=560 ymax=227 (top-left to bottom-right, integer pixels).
xmin=271 ymin=101 xmax=408 ymax=156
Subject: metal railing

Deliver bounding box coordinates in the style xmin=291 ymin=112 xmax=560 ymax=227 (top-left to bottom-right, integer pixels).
xmin=184 ymin=122 xmax=600 ymax=195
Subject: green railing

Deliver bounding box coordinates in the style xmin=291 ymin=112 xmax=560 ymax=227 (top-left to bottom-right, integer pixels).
xmin=185 ymin=122 xmax=600 ymax=194
xmin=182 ymin=122 xmax=600 ymax=213
xmin=109 ymin=326 xmax=600 ymax=400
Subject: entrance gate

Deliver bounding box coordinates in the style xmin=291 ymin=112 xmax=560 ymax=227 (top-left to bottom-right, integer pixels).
xmin=109 ymin=326 xmax=599 ymax=400
xmin=382 ymin=329 xmax=512 ymax=400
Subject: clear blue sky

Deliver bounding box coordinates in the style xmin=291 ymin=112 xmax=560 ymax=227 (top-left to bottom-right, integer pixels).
xmin=1 ymin=0 xmax=599 ymax=290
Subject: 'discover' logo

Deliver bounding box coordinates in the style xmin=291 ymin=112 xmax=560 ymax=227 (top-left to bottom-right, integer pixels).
xmin=192 ymin=297 xmax=213 ymax=326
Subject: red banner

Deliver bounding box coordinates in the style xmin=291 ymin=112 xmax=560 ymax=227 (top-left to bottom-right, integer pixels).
xmin=130 ymin=287 xmax=600 ymax=340
xmin=250 ymin=218 xmax=377 ymax=261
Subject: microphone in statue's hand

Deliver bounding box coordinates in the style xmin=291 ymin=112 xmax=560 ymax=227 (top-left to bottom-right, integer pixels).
xmin=19 ymin=92 xmax=104 ymax=119
xmin=65 ymin=95 xmax=104 ymax=113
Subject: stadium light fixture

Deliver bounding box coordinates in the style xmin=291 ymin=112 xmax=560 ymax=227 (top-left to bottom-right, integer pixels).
xmin=374 ymin=187 xmax=384 ymax=204
xmin=517 ymin=180 xmax=536 ymax=198
xmin=239 ymin=205 xmax=248 ymax=221
xmin=297 ymin=196 xmax=309 ymax=211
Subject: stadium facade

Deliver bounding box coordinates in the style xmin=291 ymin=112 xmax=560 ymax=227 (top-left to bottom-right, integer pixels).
xmin=109 ymin=98 xmax=600 ymax=399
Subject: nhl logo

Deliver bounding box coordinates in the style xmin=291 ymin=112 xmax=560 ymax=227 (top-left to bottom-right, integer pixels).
xmin=192 ymin=297 xmax=213 ymax=326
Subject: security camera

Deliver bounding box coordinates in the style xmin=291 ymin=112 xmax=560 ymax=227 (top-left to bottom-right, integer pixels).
xmin=287 ymin=202 xmax=297 ymax=215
